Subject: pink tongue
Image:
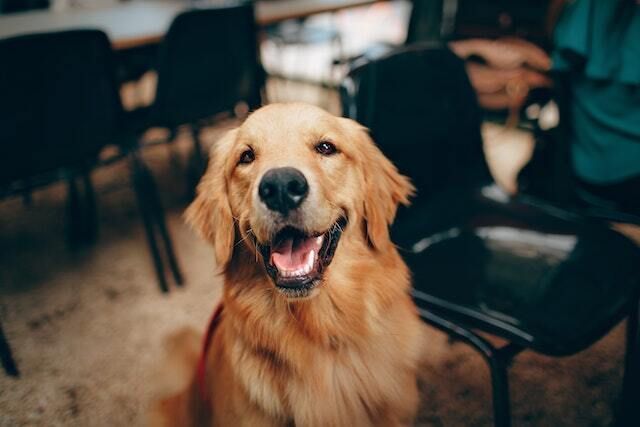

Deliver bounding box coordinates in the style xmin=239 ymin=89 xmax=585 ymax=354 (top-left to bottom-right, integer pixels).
xmin=271 ymin=236 xmax=321 ymax=271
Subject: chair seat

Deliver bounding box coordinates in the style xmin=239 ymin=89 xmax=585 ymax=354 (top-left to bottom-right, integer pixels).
xmin=397 ymin=184 xmax=640 ymax=356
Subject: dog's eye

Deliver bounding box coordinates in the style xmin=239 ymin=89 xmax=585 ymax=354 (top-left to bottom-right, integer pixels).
xmin=315 ymin=141 xmax=337 ymax=156
xmin=238 ymin=149 xmax=255 ymax=165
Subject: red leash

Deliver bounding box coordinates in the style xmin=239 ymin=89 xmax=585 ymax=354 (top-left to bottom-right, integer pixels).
xmin=196 ymin=303 xmax=224 ymax=406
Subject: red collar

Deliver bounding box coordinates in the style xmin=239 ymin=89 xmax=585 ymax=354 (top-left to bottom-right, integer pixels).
xmin=196 ymin=303 xmax=224 ymax=406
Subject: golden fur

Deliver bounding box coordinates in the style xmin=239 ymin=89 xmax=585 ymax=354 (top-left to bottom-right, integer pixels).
xmin=149 ymin=103 xmax=425 ymax=426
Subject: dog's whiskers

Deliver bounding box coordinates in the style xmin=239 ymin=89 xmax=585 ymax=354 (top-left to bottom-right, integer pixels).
xmin=236 ymin=228 xmax=254 ymax=244
xmin=235 ymin=228 xmax=263 ymax=264
xmin=248 ymin=231 xmax=260 ymax=262
xmin=234 ymin=235 xmax=250 ymax=249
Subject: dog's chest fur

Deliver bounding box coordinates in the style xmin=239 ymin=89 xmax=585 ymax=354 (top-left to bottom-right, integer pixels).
xmin=222 ymin=285 xmax=420 ymax=426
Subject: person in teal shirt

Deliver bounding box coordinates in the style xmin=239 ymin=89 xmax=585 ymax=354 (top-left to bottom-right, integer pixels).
xmin=552 ymin=0 xmax=640 ymax=215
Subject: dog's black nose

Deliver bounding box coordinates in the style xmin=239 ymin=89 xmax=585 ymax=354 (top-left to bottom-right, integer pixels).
xmin=259 ymin=167 xmax=309 ymax=215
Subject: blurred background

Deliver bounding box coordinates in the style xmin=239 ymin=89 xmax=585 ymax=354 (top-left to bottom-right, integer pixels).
xmin=1 ymin=0 xmax=639 ymax=425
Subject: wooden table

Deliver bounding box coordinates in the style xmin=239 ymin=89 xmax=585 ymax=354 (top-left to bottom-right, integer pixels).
xmin=0 ymin=0 xmax=381 ymax=50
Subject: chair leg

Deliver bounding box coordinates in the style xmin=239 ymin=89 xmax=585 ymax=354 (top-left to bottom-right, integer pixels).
xmin=487 ymin=353 xmax=512 ymax=427
xmin=0 ymin=320 xmax=19 ymax=377
xmin=130 ymin=154 xmax=169 ymax=293
xmin=67 ymin=171 xmax=99 ymax=246
xmin=65 ymin=175 xmax=83 ymax=247
xmin=80 ymin=171 xmax=98 ymax=244
xmin=619 ymin=301 xmax=640 ymax=427
xmin=415 ymin=307 xmax=522 ymax=427
xmin=141 ymin=158 xmax=184 ymax=287
xmin=155 ymin=215 xmax=183 ymax=286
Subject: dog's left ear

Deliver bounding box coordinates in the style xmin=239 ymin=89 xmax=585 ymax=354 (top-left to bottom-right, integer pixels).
xmin=343 ymin=119 xmax=415 ymax=250
xmin=185 ymin=129 xmax=238 ymax=271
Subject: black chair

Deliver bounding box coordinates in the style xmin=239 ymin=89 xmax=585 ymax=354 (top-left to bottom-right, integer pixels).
xmin=0 ymin=322 xmax=18 ymax=377
xmin=130 ymin=1 xmax=265 ymax=194
xmin=0 ymin=0 xmax=48 ymax=14
xmin=336 ymin=0 xmax=446 ymax=69
xmin=0 ymin=30 xmax=183 ymax=374
xmin=341 ymin=44 xmax=640 ymax=427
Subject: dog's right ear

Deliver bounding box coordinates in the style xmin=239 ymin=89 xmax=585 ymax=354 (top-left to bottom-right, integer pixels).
xmin=185 ymin=129 xmax=238 ymax=271
xmin=340 ymin=119 xmax=414 ymax=251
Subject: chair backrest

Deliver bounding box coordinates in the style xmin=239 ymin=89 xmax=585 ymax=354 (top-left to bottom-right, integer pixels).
xmin=406 ymin=0 xmax=444 ymax=45
xmin=0 ymin=30 xmax=123 ymax=185
xmin=1 ymin=0 xmax=49 ymax=14
xmin=341 ymin=44 xmax=492 ymax=203
xmin=153 ymin=2 xmax=264 ymax=128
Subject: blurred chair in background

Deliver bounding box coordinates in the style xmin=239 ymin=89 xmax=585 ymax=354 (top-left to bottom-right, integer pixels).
xmin=0 ymin=30 xmax=184 ymax=375
xmin=1 ymin=30 xmax=121 ymax=247
xmin=262 ymin=0 xmax=438 ymax=106
xmin=340 ymin=0 xmax=550 ymax=103
xmin=0 ymin=0 xmax=49 ymax=14
xmin=128 ymin=1 xmax=265 ymax=196
xmin=405 ymin=0 xmax=445 ymax=44
xmin=341 ymin=44 xmax=640 ymax=427
xmin=365 ymin=0 xmax=555 ymax=129
xmin=0 ymin=321 xmax=18 ymax=377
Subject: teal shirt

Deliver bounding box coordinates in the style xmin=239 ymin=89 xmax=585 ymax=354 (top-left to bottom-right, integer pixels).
xmin=553 ymin=0 xmax=640 ymax=184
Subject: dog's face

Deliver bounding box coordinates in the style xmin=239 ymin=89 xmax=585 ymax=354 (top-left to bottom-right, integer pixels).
xmin=187 ymin=103 xmax=413 ymax=299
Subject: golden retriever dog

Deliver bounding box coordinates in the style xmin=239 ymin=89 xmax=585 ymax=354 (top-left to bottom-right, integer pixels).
xmin=150 ymin=103 xmax=425 ymax=426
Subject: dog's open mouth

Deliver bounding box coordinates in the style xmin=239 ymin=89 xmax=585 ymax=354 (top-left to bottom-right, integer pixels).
xmin=259 ymin=217 xmax=347 ymax=298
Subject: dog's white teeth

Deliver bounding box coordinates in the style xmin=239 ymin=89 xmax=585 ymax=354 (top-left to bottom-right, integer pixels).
xmin=277 ymin=250 xmax=316 ymax=278
xmin=316 ymin=236 xmax=324 ymax=246
xmin=297 ymin=250 xmax=314 ymax=275
xmin=305 ymin=250 xmax=315 ymax=274
xmin=280 ymin=269 xmax=294 ymax=277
